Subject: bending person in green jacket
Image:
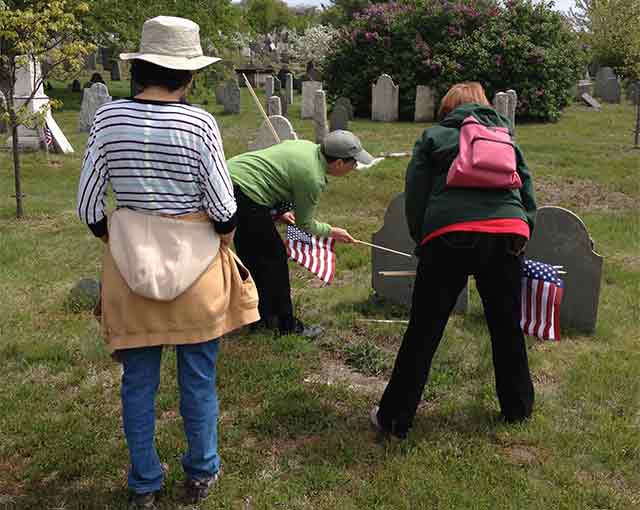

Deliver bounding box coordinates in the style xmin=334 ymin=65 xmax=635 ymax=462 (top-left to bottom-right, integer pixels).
xmin=228 ymin=130 xmax=374 ymax=337
xmin=370 ymin=82 xmax=538 ymax=440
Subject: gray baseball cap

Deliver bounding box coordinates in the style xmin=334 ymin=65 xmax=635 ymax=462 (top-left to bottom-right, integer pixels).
xmin=321 ymin=130 xmax=374 ymax=166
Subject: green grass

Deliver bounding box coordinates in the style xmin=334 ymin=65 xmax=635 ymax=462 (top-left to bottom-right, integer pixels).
xmin=0 ymin=76 xmax=638 ymax=509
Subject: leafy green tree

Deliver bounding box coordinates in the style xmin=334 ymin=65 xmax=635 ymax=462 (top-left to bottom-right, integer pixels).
xmin=244 ymin=0 xmax=292 ymax=35
xmin=0 ymin=0 xmax=94 ymax=218
xmin=570 ymin=0 xmax=640 ymax=79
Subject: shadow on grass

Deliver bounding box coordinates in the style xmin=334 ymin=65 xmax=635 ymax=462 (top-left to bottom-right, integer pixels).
xmin=332 ymin=293 xmax=409 ymax=319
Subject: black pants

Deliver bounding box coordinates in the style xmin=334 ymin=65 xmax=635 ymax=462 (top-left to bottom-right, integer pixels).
xmin=377 ymin=232 xmax=534 ymax=435
xmin=233 ymin=187 xmax=295 ymax=330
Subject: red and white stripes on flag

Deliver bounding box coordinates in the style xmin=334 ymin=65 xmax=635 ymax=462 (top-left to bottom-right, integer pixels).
xmin=520 ymin=259 xmax=564 ymax=341
xmin=286 ymin=224 xmax=336 ymax=284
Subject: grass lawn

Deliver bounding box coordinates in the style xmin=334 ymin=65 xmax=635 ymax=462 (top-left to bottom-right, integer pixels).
xmin=0 ymin=74 xmax=638 ymax=509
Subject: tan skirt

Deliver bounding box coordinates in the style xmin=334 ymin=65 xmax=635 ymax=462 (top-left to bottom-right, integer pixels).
xmin=101 ymin=240 xmax=259 ymax=352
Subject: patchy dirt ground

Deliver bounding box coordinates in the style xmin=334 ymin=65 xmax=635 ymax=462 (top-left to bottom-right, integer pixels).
xmin=535 ymin=178 xmax=638 ymax=212
xmin=304 ymin=358 xmax=387 ymax=395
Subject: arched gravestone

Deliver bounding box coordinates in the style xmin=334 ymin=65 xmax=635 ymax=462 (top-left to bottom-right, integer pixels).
xmin=371 ymin=74 xmax=399 ymax=122
xmin=248 ymin=115 xmax=297 ymax=151
xmin=524 ymin=206 xmax=603 ymax=334
xmin=371 ymin=193 xmax=468 ymax=312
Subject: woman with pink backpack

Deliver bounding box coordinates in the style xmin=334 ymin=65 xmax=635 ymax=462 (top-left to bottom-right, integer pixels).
xmin=370 ymin=82 xmax=538 ymax=440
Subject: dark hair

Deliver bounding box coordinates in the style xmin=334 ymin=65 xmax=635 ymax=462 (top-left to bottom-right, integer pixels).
xmin=130 ymin=59 xmax=194 ymax=92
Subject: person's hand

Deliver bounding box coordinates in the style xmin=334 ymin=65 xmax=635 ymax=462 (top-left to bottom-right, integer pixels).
xmin=278 ymin=211 xmax=296 ymax=225
xmin=330 ymin=227 xmax=355 ymax=243
xmin=220 ymin=229 xmax=235 ymax=247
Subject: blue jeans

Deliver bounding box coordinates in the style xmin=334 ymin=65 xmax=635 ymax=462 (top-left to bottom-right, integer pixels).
xmin=120 ymin=339 xmax=221 ymax=494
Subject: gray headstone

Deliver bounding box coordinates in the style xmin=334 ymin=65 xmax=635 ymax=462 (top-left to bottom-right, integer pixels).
xmin=581 ymin=93 xmax=601 ymax=109
xmin=273 ymin=76 xmax=281 ymax=93
xmin=249 ymin=115 xmax=298 ymax=150
xmin=334 ymin=97 xmax=354 ymax=120
xmin=594 ymin=67 xmax=616 ymax=97
xmin=223 ymin=80 xmax=241 ymax=114
xmin=371 ymin=74 xmax=399 ymax=122
xmin=267 ymin=95 xmax=282 ymax=116
xmin=329 ymin=105 xmax=349 ymax=132
xmin=284 ymin=73 xmax=294 ymax=105
xmin=67 ymin=278 xmax=101 ymax=312
xmin=301 ymin=81 xmax=322 ymax=119
xmin=85 ymin=52 xmax=96 ymax=71
xmin=265 ymin=76 xmax=275 ymax=98
xmin=110 ymin=61 xmax=121 ymax=81
xmin=79 ymin=83 xmax=112 ymax=132
xmin=278 ymin=89 xmax=288 ymax=117
xmin=493 ymin=90 xmax=517 ymax=129
xmin=313 ymin=90 xmax=328 ymax=144
xmin=525 ymin=206 xmax=603 ymax=334
xmin=372 ymin=193 xmax=468 ymax=312
xmin=600 ymin=77 xmax=621 ymax=103
xmin=414 ymin=85 xmax=435 ymax=122
xmin=215 ymin=83 xmax=225 ymax=105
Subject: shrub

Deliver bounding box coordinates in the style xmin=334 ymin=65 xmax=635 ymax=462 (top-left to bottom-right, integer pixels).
xmin=323 ymin=0 xmax=587 ymax=121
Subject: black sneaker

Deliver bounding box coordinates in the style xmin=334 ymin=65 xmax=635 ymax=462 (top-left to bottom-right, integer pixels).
xmin=369 ymin=406 xmax=407 ymax=441
xmin=184 ymin=472 xmax=220 ymax=504
xmin=128 ymin=492 xmax=157 ymax=510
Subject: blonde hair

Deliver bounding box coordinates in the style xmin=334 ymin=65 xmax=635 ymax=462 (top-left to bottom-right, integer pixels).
xmin=438 ymin=82 xmax=490 ymax=120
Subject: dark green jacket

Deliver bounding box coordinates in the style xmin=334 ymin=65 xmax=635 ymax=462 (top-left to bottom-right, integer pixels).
xmin=405 ymin=103 xmax=537 ymax=244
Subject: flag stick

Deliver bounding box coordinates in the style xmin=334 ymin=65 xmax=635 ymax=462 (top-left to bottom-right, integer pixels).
xmin=356 ymin=318 xmax=409 ymax=325
xmin=353 ymin=239 xmax=413 ymax=258
xmin=378 ymin=271 xmax=416 ymax=276
xmin=241 ymin=73 xmax=281 ymax=145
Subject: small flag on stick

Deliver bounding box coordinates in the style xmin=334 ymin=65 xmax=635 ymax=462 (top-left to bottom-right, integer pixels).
xmin=43 ymin=125 xmax=54 ymax=148
xmin=286 ymin=224 xmax=336 ymax=284
xmin=520 ymin=259 xmax=564 ymax=341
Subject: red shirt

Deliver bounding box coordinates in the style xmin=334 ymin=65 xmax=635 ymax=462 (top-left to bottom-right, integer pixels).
xmin=421 ymin=218 xmax=530 ymax=245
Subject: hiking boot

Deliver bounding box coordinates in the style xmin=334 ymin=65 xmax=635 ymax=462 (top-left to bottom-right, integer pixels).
xmin=128 ymin=492 xmax=157 ymax=510
xmin=184 ymin=471 xmax=220 ymax=505
xmin=369 ymin=406 xmax=407 ymax=441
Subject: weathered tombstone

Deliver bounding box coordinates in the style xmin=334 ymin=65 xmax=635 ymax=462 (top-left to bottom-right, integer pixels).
xmin=301 ymin=81 xmax=322 ymax=119
xmin=85 ymin=52 xmax=96 ymax=71
xmin=284 ymin=73 xmax=294 ymax=105
xmin=264 ymin=75 xmax=275 ymax=98
xmin=371 ymin=74 xmax=399 ymax=122
xmin=600 ymin=77 xmax=621 ymax=103
xmin=273 ymin=76 xmax=281 ymax=93
xmin=79 ymin=83 xmax=112 ymax=132
xmin=525 ymin=206 xmax=603 ymax=334
xmin=278 ymin=89 xmax=288 ymax=117
xmin=110 ymin=61 xmax=122 ymax=81
xmin=506 ymin=89 xmax=517 ymax=129
xmin=329 ymin=105 xmax=349 ymax=132
xmin=100 ymin=47 xmax=113 ymax=72
xmin=215 ymin=83 xmax=225 ymax=105
xmin=248 ymin=115 xmax=298 ymax=150
xmin=267 ymin=95 xmax=282 ymax=116
xmin=11 ymin=58 xmax=48 ymax=151
xmin=334 ymin=97 xmax=354 ymax=120
xmin=66 ymin=278 xmax=101 ymax=312
xmin=313 ymin=90 xmax=328 ymax=143
xmin=305 ymin=62 xmax=322 ymax=82
xmin=414 ymin=85 xmax=435 ymax=122
xmin=71 ymin=79 xmax=82 ymax=92
xmin=372 ymin=193 xmax=468 ymax=312
xmin=223 ymin=80 xmax=241 ymax=114
xmin=594 ymin=67 xmax=616 ymax=97
xmin=581 ymin=93 xmax=601 ymax=110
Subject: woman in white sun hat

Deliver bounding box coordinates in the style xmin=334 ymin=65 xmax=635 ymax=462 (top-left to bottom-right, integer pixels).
xmin=77 ymin=16 xmax=258 ymax=508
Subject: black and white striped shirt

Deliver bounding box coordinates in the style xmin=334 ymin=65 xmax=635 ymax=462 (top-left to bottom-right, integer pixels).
xmin=77 ymin=98 xmax=236 ymax=235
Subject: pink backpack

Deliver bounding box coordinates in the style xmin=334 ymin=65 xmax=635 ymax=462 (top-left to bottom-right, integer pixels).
xmin=446 ymin=116 xmax=522 ymax=189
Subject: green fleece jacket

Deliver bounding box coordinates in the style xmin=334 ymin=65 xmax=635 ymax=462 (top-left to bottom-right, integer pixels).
xmin=228 ymin=140 xmax=331 ymax=237
xmin=405 ymin=103 xmax=537 ymax=245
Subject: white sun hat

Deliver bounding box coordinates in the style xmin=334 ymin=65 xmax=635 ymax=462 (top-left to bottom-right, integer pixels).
xmin=119 ymin=16 xmax=220 ymax=71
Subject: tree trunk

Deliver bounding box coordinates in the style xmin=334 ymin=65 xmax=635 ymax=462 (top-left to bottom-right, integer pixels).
xmin=8 ymin=103 xmax=24 ymax=218
xmin=635 ymin=82 xmax=640 ymax=148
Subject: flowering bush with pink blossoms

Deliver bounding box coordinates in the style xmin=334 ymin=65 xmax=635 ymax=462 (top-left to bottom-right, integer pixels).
xmin=322 ymin=0 xmax=586 ymax=121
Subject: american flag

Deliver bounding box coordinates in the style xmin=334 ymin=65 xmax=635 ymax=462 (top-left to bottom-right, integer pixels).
xmin=520 ymin=259 xmax=564 ymax=341
xmin=271 ymin=200 xmax=294 ymax=220
xmin=286 ymin=224 xmax=336 ymax=284
xmin=43 ymin=125 xmax=53 ymax=148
